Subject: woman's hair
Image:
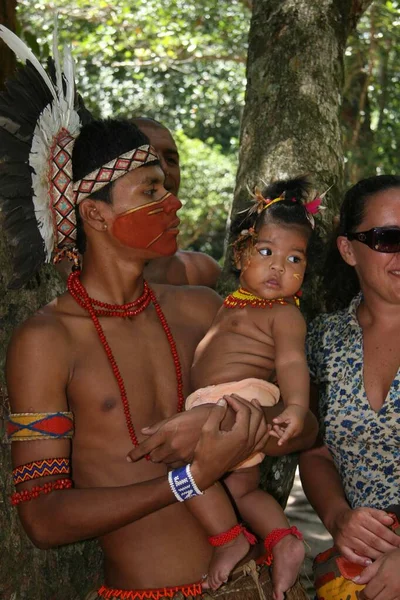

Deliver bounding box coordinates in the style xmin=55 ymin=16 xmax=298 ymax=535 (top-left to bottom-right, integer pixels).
xmin=323 ymin=174 xmax=400 ymax=312
xmin=72 ymin=118 xmax=154 ymax=254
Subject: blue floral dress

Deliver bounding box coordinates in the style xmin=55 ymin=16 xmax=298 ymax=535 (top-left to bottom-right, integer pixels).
xmin=306 ymin=294 xmax=400 ymax=510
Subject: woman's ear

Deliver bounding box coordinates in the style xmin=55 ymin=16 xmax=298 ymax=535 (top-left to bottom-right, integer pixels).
xmin=337 ymin=235 xmax=357 ymax=266
xmin=79 ymin=199 xmax=108 ymax=232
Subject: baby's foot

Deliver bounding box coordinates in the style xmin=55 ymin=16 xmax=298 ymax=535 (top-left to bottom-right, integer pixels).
xmin=271 ymin=535 xmax=305 ymax=600
xmin=202 ymin=534 xmax=249 ymax=591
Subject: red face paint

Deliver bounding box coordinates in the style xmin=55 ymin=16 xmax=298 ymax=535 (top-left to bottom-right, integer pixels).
xmin=112 ymin=192 xmax=182 ymax=256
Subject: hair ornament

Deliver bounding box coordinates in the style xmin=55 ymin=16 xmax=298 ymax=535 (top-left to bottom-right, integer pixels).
xmin=303 ymin=186 xmax=330 ymax=229
xmin=252 ymin=186 xmax=285 ymax=214
xmin=232 ymin=226 xmax=257 ymax=263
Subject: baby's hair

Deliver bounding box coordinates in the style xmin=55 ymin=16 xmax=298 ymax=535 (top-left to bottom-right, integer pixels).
xmin=230 ymin=176 xmax=314 ymax=263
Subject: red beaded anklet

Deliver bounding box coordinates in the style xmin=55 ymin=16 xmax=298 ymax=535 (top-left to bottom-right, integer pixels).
xmin=264 ymin=526 xmax=303 ymax=565
xmin=67 ymin=271 xmax=184 ymax=453
xmin=208 ymin=524 xmax=257 ymax=547
xmin=11 ymin=478 xmax=72 ymax=505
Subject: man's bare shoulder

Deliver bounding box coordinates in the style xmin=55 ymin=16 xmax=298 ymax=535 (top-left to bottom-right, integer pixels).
xmin=144 ymin=250 xmax=221 ymax=288
xmin=177 ymin=250 xmax=221 ymax=288
xmin=152 ymin=282 xmax=222 ymax=325
xmin=7 ymin=292 xmax=74 ymax=363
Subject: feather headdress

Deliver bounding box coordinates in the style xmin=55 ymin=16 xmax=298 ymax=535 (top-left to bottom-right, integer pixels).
xmin=0 ymin=23 xmax=82 ymax=287
xmin=0 ymin=22 xmax=157 ymax=288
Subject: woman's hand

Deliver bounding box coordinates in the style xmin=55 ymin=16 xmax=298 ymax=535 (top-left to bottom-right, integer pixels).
xmin=331 ymin=506 xmax=399 ymax=565
xmin=190 ymin=394 xmax=270 ymax=490
xmin=356 ymin=548 xmax=400 ymax=600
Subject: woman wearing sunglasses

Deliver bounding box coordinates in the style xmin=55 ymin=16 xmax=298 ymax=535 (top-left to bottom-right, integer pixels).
xmin=299 ymin=175 xmax=400 ymax=600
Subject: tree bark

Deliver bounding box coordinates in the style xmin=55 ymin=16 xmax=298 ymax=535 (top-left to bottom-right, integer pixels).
xmin=222 ymin=0 xmax=373 ymax=506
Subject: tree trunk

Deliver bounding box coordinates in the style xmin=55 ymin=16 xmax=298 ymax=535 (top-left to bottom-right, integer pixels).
xmin=221 ymin=0 xmax=373 ymax=506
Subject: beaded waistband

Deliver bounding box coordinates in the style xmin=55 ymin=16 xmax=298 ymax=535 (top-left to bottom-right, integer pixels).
xmin=95 ymin=582 xmax=203 ymax=599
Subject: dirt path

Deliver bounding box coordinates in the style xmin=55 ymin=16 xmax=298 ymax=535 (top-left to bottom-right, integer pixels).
xmin=286 ymin=470 xmax=332 ymax=598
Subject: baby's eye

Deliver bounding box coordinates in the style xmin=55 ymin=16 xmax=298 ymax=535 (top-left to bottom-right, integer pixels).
xmin=144 ymin=187 xmax=157 ymax=196
xmin=258 ymin=248 xmax=272 ymax=256
xmin=288 ymin=255 xmax=301 ymax=263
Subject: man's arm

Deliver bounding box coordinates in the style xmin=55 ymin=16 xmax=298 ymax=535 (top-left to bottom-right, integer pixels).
xmin=7 ymin=321 xmax=266 ymax=548
xmin=128 ymin=399 xmax=318 ymax=464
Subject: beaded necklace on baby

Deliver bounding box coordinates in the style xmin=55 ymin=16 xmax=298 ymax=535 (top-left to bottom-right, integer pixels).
xmin=223 ymin=287 xmax=300 ymax=309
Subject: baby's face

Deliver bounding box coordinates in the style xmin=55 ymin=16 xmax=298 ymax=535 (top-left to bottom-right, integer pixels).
xmin=238 ymin=222 xmax=308 ymax=300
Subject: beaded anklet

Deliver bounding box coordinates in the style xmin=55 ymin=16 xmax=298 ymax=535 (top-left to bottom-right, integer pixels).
xmin=11 ymin=478 xmax=72 ymax=506
xmin=209 ymin=524 xmax=257 ymax=547
xmin=264 ymin=526 xmax=303 ymax=565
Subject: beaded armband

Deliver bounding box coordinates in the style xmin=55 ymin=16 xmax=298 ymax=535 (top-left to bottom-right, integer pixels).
xmin=11 ymin=478 xmax=72 ymax=506
xmin=12 ymin=457 xmax=71 ymax=485
xmin=7 ymin=412 xmax=74 ymax=441
xmin=168 ymin=464 xmax=203 ymax=502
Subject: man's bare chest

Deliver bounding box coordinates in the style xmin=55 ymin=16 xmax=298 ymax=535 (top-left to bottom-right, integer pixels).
xmin=66 ymin=312 xmax=196 ymax=426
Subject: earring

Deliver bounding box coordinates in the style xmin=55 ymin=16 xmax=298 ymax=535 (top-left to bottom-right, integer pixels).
xmin=103 ymin=223 xmax=108 ymax=231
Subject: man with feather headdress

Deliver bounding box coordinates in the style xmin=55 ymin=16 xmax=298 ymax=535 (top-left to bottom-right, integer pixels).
xmin=0 ymin=24 xmax=315 ymax=600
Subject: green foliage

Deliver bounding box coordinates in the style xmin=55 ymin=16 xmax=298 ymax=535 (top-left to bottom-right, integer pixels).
xmin=176 ymin=131 xmax=237 ymax=260
xmin=17 ymin=0 xmax=248 ymax=150
xmin=343 ymin=0 xmax=400 ymax=184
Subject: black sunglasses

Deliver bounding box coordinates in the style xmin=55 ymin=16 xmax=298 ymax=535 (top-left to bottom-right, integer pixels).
xmin=346 ymin=227 xmax=400 ymax=253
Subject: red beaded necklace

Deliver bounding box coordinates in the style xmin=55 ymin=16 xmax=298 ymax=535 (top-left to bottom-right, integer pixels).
xmin=67 ymin=270 xmax=184 ymax=450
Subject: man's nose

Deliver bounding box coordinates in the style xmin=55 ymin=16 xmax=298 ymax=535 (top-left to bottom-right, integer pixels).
xmin=164 ymin=193 xmax=182 ymax=213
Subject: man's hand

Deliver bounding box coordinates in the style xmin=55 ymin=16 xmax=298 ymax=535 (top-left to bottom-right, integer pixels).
xmin=270 ymin=404 xmax=307 ymax=445
xmin=127 ymin=405 xmax=214 ymax=465
xmin=330 ymin=506 xmax=399 ymax=565
xmin=356 ymin=548 xmax=400 ymax=600
xmin=190 ymin=394 xmax=270 ymax=490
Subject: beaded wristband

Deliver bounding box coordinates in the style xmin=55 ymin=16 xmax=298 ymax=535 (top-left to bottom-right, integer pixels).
xmin=264 ymin=526 xmax=303 ymax=564
xmin=11 ymin=478 xmax=72 ymax=506
xmin=168 ymin=464 xmax=203 ymax=502
xmin=209 ymin=524 xmax=257 ymax=547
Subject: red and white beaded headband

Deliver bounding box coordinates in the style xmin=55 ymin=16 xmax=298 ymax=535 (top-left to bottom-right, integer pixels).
xmin=73 ymin=144 xmax=158 ymax=204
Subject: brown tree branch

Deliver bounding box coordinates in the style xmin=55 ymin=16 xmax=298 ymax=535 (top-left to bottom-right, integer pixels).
xmin=349 ymin=0 xmax=375 ymax=31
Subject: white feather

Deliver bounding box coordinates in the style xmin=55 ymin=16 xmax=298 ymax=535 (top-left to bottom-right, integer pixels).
xmin=52 ymin=14 xmax=64 ymax=104
xmin=0 ymin=25 xmax=58 ymax=104
xmin=63 ymin=46 xmax=76 ymax=125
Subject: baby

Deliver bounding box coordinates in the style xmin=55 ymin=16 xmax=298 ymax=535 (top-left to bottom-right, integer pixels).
xmin=185 ymin=177 xmax=323 ymax=599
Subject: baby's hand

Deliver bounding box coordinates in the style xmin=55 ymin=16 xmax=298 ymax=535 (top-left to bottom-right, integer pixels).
xmin=270 ymin=404 xmax=307 ymax=445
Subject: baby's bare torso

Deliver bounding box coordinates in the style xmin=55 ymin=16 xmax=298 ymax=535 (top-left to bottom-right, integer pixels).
xmin=191 ymin=304 xmax=278 ymax=390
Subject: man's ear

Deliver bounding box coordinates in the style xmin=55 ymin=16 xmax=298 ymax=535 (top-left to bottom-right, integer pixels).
xmin=337 ymin=235 xmax=357 ymax=266
xmin=79 ymin=199 xmax=109 ymax=232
